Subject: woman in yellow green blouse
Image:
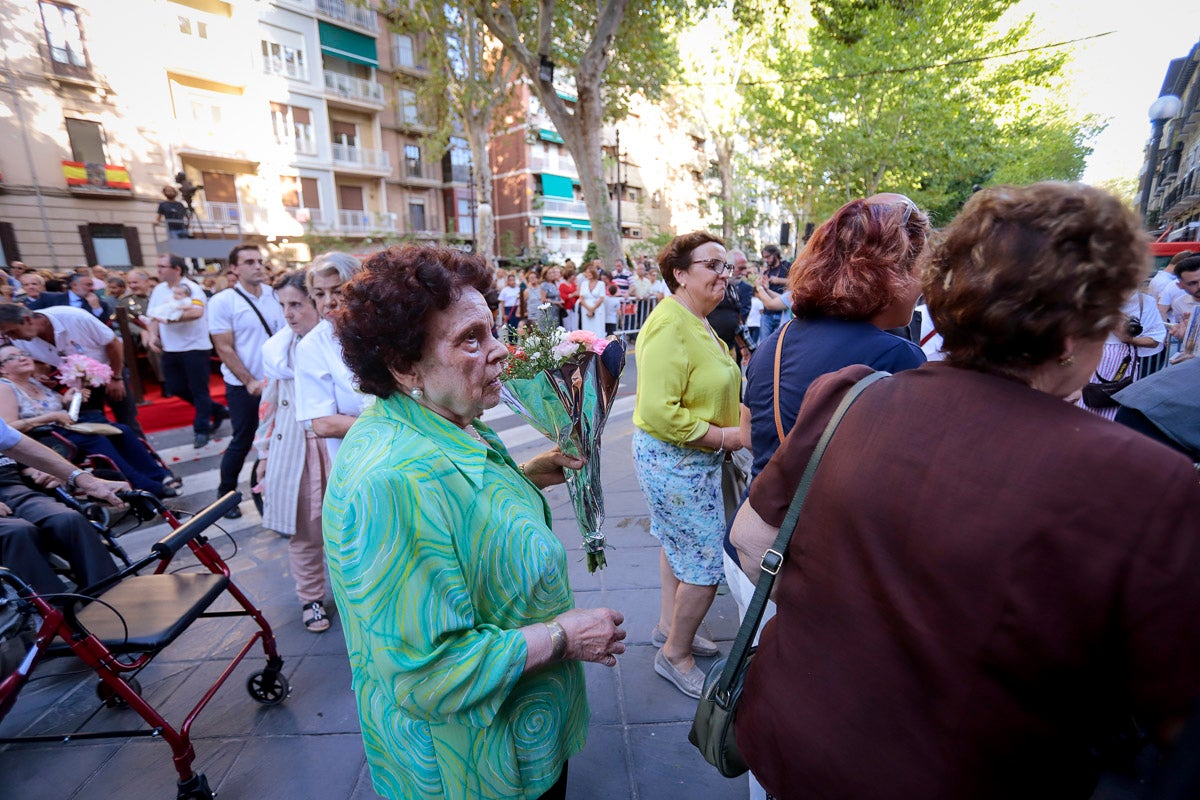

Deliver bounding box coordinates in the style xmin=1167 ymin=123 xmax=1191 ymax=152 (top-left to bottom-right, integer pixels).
xmin=324 ymin=245 xmax=626 ymax=800
xmin=633 ymin=231 xmax=746 ymax=699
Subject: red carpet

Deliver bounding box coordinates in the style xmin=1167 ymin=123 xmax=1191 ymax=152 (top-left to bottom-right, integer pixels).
xmin=134 ymin=373 xmax=228 ymax=434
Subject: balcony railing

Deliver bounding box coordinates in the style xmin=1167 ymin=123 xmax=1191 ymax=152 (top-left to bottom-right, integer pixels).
xmin=331 ymin=143 xmax=391 ymax=171
xmin=400 ymin=158 xmax=440 ymax=182
xmin=323 ymin=71 xmax=385 ymax=105
xmin=315 ymin=0 xmax=379 ymax=32
xmin=529 ymin=152 xmax=578 ymax=177
xmin=539 ymin=197 xmax=589 ymax=217
xmin=285 ymin=207 xmax=325 ymax=227
xmin=202 ymin=201 xmax=241 ymax=225
xmin=337 ymin=210 xmax=397 ymax=234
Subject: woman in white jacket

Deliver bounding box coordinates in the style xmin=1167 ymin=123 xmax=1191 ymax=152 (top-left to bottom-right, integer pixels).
xmin=254 ymin=271 xmax=332 ymax=632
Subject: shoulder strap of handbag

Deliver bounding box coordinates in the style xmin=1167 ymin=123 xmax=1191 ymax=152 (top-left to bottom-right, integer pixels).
xmin=772 ymin=320 xmax=794 ymax=443
xmin=232 ymin=286 xmax=275 ymax=337
xmin=715 ymin=369 xmax=891 ymax=700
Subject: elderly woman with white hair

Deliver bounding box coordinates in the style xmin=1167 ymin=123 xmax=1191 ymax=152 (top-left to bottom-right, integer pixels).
xmin=295 ymin=252 xmax=366 ymax=459
xmin=292 ymin=251 xmax=364 ymax=631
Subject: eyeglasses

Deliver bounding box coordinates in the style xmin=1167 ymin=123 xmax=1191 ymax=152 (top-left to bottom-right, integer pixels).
xmin=690 ymin=259 xmax=732 ymax=276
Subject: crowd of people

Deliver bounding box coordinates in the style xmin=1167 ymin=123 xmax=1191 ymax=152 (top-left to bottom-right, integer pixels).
xmin=2 ymin=178 xmax=1200 ymax=800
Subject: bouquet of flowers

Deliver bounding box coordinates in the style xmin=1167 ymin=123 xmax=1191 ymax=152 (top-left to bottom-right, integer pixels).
xmin=501 ymin=305 xmax=627 ymax=571
xmin=57 ymin=354 xmax=113 ymax=390
xmin=57 ymin=354 xmax=113 ymax=422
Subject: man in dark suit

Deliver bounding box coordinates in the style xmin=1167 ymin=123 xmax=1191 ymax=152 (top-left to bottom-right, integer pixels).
xmin=31 ymin=272 xmax=111 ymax=325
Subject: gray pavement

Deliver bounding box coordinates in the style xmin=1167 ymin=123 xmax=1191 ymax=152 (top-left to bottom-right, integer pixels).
xmin=0 ymin=390 xmax=752 ymax=800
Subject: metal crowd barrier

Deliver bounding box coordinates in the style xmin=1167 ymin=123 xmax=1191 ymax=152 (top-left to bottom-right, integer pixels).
xmin=615 ymin=297 xmax=659 ymax=339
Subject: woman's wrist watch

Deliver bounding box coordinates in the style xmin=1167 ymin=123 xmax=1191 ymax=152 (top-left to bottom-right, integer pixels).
xmin=545 ymin=620 xmax=568 ymax=661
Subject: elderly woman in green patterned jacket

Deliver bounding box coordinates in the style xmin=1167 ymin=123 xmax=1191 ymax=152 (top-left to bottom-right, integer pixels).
xmin=323 ymin=244 xmax=626 ymax=800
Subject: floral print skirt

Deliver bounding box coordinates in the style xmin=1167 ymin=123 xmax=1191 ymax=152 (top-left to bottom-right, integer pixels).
xmin=632 ymin=428 xmax=726 ymax=586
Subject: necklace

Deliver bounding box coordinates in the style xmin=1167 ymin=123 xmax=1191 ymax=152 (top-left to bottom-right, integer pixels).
xmin=462 ymin=423 xmax=484 ymax=442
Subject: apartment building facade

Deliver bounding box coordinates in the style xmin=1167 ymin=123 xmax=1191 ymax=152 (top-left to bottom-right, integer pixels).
xmin=489 ymin=83 xmax=719 ymax=265
xmin=1145 ymin=39 xmax=1200 ymax=243
xmin=0 ymin=0 xmax=467 ymax=270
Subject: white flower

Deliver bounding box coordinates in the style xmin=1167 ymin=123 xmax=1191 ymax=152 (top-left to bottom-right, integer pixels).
xmin=538 ymin=302 xmax=552 ymax=311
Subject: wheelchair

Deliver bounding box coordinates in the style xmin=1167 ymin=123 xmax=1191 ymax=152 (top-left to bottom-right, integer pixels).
xmin=0 ymin=491 xmax=287 ymax=800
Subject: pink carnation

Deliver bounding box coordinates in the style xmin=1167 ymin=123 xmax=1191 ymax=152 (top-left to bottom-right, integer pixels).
xmin=590 ymin=339 xmax=610 ymax=355
xmin=566 ymin=330 xmax=598 ymax=344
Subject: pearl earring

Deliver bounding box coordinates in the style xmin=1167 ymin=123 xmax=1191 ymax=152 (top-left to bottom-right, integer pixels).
xmin=411 ymin=387 xmax=424 ymax=400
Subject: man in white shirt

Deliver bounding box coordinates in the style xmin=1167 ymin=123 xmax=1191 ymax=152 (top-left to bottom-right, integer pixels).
xmin=0 ymin=303 xmax=143 ymax=436
xmin=148 ymin=255 xmax=224 ymax=449
xmin=207 ymin=245 xmax=284 ymax=518
xmin=1152 ymin=250 xmax=1194 ymax=321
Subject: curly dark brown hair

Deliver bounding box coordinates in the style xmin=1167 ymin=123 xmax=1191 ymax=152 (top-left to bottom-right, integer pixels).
xmin=925 ymin=182 xmax=1147 ymax=376
xmin=335 ymin=245 xmax=495 ymax=398
xmin=787 ymin=197 xmax=929 ymax=320
xmin=658 ymin=231 xmax=725 ymax=292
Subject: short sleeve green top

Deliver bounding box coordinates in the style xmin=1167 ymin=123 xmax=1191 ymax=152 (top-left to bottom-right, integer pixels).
xmin=323 ymin=392 xmax=587 ymax=799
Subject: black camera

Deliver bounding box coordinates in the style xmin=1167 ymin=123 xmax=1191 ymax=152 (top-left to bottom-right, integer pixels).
xmin=1125 ymin=317 xmax=1143 ymax=338
xmin=737 ymin=323 xmax=757 ymax=352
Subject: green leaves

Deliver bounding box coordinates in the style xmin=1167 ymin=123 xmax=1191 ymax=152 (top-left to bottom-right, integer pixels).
xmin=746 ymin=0 xmax=1095 ymax=222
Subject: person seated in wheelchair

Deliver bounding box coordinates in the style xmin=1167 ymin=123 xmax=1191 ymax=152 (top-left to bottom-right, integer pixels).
xmin=0 ymin=346 xmax=178 ymax=498
xmin=0 ymin=460 xmax=117 ymax=601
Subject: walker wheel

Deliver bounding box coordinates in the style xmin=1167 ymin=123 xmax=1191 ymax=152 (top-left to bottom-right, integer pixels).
xmin=96 ymin=676 xmax=141 ymax=708
xmin=176 ymin=772 xmax=214 ymax=800
xmin=246 ymin=669 xmax=289 ymax=705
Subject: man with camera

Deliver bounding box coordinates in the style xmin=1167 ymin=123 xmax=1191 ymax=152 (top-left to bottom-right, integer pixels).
xmin=1077 ymin=286 xmax=1166 ymax=419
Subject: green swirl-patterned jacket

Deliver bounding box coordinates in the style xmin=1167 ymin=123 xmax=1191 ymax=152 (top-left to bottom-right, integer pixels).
xmin=323 ymin=393 xmax=588 ymax=799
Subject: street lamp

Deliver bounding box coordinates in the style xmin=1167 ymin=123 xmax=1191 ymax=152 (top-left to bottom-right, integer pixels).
xmin=1139 ymin=94 xmax=1183 ymax=224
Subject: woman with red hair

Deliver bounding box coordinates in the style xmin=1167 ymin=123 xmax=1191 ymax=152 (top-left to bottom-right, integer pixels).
xmin=724 ymin=194 xmax=930 ymax=800
xmin=742 ymin=193 xmax=929 ymax=478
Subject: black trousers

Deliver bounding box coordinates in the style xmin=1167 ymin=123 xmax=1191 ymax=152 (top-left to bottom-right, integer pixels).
xmin=0 ymin=483 xmax=117 ymax=598
xmin=218 ymin=382 xmax=260 ymax=496
xmin=162 ymin=349 xmax=214 ymax=434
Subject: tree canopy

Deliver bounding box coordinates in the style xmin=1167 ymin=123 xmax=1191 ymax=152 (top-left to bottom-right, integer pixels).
xmin=745 ymin=0 xmax=1096 ymax=225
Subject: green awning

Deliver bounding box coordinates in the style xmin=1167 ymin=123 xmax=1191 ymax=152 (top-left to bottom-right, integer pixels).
xmin=543 ymin=216 xmax=591 ymax=231
xmin=541 ymin=173 xmax=574 ymax=199
xmin=538 ymin=128 xmax=564 ymax=144
xmin=318 ymin=21 xmax=378 ymax=68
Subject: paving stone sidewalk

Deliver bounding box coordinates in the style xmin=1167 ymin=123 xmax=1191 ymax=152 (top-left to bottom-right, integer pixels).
xmin=0 ymin=415 xmax=751 ymax=800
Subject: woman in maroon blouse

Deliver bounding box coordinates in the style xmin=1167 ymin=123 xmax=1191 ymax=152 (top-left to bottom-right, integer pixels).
xmin=731 ymin=182 xmax=1200 ymax=800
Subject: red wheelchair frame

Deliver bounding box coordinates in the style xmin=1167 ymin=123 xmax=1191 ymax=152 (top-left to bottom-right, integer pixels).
xmin=0 ymin=491 xmax=287 ymax=800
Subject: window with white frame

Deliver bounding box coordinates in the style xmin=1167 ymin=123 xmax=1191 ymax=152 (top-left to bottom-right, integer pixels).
xmin=398 ymin=88 xmax=419 ymax=125
xmin=404 ymin=144 xmax=422 ymax=178
xmin=392 ymin=33 xmax=414 ymax=68
xmin=269 ymin=103 xmax=316 ymax=154
xmin=40 ymin=2 xmax=89 ymax=75
xmin=261 ymin=39 xmax=306 ymax=80
xmin=189 ymin=94 xmax=223 ymax=127
xmin=178 ymin=15 xmax=208 ymax=38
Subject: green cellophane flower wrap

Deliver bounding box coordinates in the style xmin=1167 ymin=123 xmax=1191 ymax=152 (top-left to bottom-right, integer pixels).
xmin=500 ymin=319 xmax=627 ymax=571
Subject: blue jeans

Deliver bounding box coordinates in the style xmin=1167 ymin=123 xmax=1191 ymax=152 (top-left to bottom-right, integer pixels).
xmin=218 ymin=382 xmax=260 ymax=496
xmin=760 ymin=311 xmax=783 ymax=341
xmin=162 ymin=349 xmax=213 ymax=434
